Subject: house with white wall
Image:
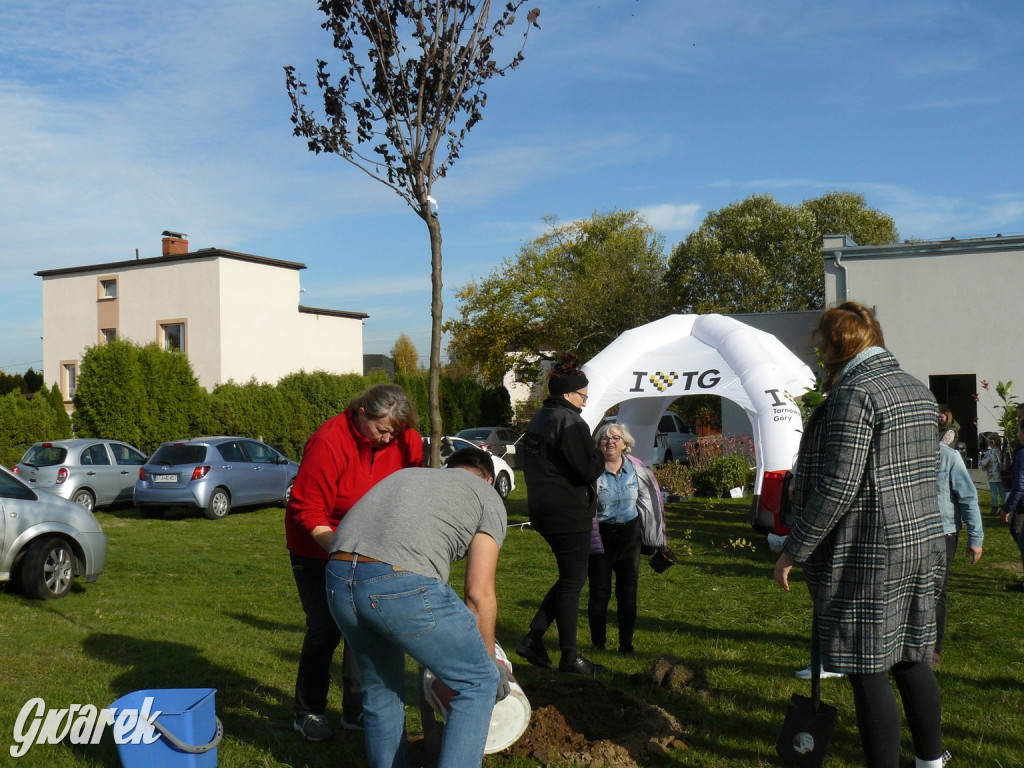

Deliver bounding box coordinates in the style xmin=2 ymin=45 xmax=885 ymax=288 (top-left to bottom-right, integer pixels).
xmin=37 ymin=234 xmax=367 ymax=402
xmin=502 ymin=348 xmax=555 ymax=412
xmin=820 ymin=232 xmax=1024 ymax=460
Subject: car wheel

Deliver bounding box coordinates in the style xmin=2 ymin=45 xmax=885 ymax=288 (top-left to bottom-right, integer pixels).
xmin=663 ymin=450 xmax=673 ymax=464
xmin=22 ymin=537 xmax=75 ymax=600
xmin=283 ymin=480 xmax=295 ymax=506
xmin=204 ymin=488 xmax=231 ymax=520
xmin=495 ymin=471 xmax=512 ymax=499
xmin=72 ymin=489 xmax=96 ymax=513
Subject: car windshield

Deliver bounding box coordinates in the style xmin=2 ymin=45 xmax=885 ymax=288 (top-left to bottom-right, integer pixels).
xmin=150 ymin=444 xmax=208 ymax=465
xmin=21 ymin=445 xmax=67 ymax=468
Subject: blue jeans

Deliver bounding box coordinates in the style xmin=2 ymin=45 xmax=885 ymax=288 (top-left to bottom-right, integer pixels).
xmin=989 ymin=481 xmax=1006 ymax=508
xmin=326 ymin=558 xmax=499 ymax=768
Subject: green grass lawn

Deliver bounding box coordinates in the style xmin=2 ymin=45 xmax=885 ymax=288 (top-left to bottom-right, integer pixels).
xmin=2 ymin=476 xmax=1022 ymax=767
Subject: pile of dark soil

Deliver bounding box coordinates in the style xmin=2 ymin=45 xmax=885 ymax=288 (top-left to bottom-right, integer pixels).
xmin=411 ymin=657 xmax=707 ymax=768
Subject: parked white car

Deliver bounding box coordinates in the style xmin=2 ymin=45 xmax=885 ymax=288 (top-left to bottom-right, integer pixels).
xmin=652 ymin=412 xmax=698 ymax=464
xmin=422 ymin=436 xmax=516 ymax=499
xmin=605 ymin=413 xmax=698 ymax=465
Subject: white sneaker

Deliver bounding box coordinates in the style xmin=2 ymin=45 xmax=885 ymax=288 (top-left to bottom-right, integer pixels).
xmin=794 ymin=664 xmax=844 ymax=680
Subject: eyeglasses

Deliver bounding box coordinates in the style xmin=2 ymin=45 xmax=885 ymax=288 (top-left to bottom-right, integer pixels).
xmin=600 ymin=436 xmax=623 ymax=443
xmin=572 ymin=390 xmax=589 ymax=403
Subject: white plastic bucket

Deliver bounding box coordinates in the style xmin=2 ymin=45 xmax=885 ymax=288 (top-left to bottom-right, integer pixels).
xmin=422 ymin=641 xmax=531 ymax=754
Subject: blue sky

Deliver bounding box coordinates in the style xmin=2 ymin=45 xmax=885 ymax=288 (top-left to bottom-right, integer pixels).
xmin=2 ymin=0 xmax=1023 ymax=375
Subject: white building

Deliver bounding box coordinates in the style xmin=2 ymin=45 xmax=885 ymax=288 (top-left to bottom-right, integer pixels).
xmin=37 ymin=234 xmax=367 ymax=402
xmin=820 ymin=232 xmax=1024 ymax=460
xmin=502 ymin=348 xmax=555 ymax=412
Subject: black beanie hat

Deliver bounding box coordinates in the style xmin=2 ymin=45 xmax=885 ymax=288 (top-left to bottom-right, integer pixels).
xmin=549 ymin=372 xmax=588 ymax=396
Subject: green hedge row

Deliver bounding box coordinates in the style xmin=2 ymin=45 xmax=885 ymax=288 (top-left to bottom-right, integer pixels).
xmin=0 ymin=340 xmax=513 ymax=466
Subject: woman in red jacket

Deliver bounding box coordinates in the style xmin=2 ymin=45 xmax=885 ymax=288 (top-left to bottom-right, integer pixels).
xmin=285 ymin=384 xmax=422 ymax=742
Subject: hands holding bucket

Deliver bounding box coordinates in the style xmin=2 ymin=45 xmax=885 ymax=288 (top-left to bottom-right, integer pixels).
xmin=493 ymin=655 xmax=515 ymax=702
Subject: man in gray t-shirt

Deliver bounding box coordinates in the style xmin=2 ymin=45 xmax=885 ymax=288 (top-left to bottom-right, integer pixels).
xmin=325 ymin=447 xmax=510 ymax=768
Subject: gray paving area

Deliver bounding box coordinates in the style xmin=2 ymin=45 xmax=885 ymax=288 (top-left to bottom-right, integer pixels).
xmin=968 ymin=468 xmax=990 ymax=493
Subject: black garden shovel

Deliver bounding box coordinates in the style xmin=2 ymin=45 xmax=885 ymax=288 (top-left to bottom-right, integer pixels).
xmin=776 ymin=614 xmax=837 ymax=768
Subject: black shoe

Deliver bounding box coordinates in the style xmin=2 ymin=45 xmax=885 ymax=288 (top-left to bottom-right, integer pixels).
xmin=619 ymin=644 xmax=635 ymax=654
xmin=558 ymin=654 xmax=604 ymax=676
xmin=515 ymin=634 xmax=553 ymax=669
xmin=592 ymin=641 xmax=606 ymax=651
xmin=1006 ymin=581 xmax=1024 ymax=592
xmin=293 ymin=713 xmax=335 ymax=742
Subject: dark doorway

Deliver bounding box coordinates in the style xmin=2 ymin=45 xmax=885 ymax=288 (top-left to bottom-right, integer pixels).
xmin=929 ymin=374 xmax=978 ymax=465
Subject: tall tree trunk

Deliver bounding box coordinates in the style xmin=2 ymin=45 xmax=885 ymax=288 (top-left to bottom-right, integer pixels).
xmin=426 ymin=213 xmax=444 ymax=468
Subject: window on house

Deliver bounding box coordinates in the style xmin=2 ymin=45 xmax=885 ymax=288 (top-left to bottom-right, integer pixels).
xmin=99 ymin=278 xmax=117 ymax=299
xmin=161 ymin=322 xmax=185 ymax=353
xmin=63 ymin=362 xmax=77 ymax=400
xmin=101 ymin=328 xmax=116 ymax=344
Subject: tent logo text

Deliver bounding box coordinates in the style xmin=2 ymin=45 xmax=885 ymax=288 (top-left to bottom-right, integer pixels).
xmin=631 ymin=369 xmax=722 ymax=393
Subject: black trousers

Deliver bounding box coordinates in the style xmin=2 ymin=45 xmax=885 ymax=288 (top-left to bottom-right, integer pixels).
xmin=848 ymin=660 xmax=942 ymax=767
xmin=290 ymin=552 xmax=362 ymax=718
xmin=587 ymin=516 xmax=642 ymax=649
xmin=527 ymin=528 xmax=591 ymax=658
xmin=934 ymin=532 xmax=959 ymax=655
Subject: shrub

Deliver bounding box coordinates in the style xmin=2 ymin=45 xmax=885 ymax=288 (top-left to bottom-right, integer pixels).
xmin=0 ymin=388 xmax=73 ymax=467
xmin=684 ymin=434 xmax=755 ymax=497
xmin=205 ymin=379 xmax=307 ymax=459
xmin=653 ymin=461 xmax=694 ymax=499
xmin=72 ymin=340 xmax=207 ymax=454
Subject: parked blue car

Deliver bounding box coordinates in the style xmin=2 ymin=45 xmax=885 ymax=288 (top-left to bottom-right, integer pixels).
xmin=134 ymin=437 xmax=299 ymax=520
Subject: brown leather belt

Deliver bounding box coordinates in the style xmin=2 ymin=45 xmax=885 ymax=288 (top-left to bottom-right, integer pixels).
xmin=329 ymin=552 xmax=404 ymax=571
xmin=330 ymin=551 xmax=382 ymax=563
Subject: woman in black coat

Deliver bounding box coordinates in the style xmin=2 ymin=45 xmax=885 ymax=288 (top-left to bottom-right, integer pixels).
xmin=516 ymin=353 xmax=606 ymax=675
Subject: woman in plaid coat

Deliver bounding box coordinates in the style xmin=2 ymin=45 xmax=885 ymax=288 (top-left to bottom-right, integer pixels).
xmin=774 ymin=302 xmax=947 ymax=768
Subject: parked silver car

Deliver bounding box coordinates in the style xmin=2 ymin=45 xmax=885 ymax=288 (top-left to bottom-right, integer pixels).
xmin=0 ymin=466 xmax=107 ymax=599
xmin=455 ymin=427 xmax=523 ymax=468
xmin=14 ymin=439 xmax=148 ymax=513
xmin=134 ymin=437 xmax=299 ymax=520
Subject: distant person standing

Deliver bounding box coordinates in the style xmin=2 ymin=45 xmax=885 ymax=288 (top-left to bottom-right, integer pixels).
xmin=285 ymin=384 xmax=422 ymax=741
xmin=933 ymin=443 xmax=983 ymax=669
xmin=937 ymin=405 xmax=959 ymax=447
xmin=587 ymin=420 xmax=664 ymax=655
xmin=516 ymin=353 xmax=606 ymax=676
xmin=978 ymin=434 xmax=1007 ymax=516
xmin=1002 ymin=423 xmax=1024 ymax=592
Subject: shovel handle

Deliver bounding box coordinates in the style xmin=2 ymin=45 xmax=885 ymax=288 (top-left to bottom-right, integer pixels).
xmin=810 ymin=612 xmax=822 ymax=709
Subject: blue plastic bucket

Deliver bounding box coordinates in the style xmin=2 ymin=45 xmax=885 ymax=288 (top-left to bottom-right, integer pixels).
xmin=109 ymin=688 xmax=221 ymax=768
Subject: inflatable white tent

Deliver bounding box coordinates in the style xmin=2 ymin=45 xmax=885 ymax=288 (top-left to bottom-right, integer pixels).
xmin=579 ymin=314 xmax=815 ymax=502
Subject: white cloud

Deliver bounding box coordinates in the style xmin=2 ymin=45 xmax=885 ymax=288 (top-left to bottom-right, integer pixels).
xmin=637 ymin=203 xmax=701 ymax=232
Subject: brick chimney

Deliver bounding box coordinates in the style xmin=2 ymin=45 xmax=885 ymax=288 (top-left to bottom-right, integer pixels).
xmin=161 ymin=230 xmax=189 ymax=256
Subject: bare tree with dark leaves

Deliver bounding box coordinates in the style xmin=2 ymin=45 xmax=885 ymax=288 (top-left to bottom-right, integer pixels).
xmin=285 ymin=1 xmax=540 ymax=467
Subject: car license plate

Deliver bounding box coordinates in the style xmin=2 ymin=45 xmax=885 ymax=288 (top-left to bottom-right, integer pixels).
xmin=153 ymin=474 xmax=177 ymax=483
